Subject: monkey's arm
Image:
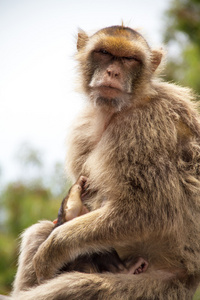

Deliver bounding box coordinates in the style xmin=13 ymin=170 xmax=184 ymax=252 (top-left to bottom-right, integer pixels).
xmin=33 ymin=205 xmax=127 ymax=283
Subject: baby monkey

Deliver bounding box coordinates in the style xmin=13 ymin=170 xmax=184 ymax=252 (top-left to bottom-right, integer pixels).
xmin=53 ymin=176 xmax=148 ymax=275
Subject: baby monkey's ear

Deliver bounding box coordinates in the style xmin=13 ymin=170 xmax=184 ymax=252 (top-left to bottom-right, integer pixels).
xmin=151 ymin=48 xmax=164 ymax=72
xmin=77 ymin=29 xmax=89 ymax=51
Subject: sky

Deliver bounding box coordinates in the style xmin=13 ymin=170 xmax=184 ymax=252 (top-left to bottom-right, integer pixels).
xmin=0 ymin=0 xmax=171 ymax=186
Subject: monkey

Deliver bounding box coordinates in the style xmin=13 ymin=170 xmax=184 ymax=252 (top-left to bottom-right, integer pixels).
xmin=54 ymin=175 xmax=148 ymax=275
xmin=11 ymin=25 xmax=200 ymax=299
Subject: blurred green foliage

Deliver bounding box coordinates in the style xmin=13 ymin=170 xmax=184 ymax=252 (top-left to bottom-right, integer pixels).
xmin=0 ymin=144 xmax=69 ymax=295
xmin=164 ymin=0 xmax=200 ymax=94
xmin=0 ymin=182 xmax=65 ymax=294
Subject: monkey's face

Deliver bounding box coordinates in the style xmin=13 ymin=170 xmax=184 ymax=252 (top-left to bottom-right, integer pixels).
xmin=76 ymin=26 xmax=162 ymax=111
xmin=88 ymin=48 xmax=143 ymax=110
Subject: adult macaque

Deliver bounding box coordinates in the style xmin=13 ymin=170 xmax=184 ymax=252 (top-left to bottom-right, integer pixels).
xmin=12 ymin=25 xmax=200 ymax=299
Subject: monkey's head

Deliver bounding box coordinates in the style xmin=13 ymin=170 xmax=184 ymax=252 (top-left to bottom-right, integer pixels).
xmin=76 ymin=26 xmax=163 ymax=111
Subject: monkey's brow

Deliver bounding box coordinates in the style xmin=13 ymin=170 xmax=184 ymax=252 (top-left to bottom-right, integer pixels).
xmin=94 ymin=49 xmax=136 ymax=62
xmin=94 ymin=44 xmax=143 ymax=61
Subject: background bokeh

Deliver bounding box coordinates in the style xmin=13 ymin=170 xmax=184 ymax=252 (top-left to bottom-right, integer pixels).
xmin=0 ymin=0 xmax=200 ymax=297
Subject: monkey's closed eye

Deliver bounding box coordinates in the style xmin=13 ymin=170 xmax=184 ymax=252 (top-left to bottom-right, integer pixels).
xmin=99 ymin=49 xmax=110 ymax=55
xmin=123 ymin=56 xmax=140 ymax=62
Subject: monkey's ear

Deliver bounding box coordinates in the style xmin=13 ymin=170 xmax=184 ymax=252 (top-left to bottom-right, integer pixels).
xmin=151 ymin=49 xmax=163 ymax=72
xmin=77 ymin=30 xmax=89 ymax=51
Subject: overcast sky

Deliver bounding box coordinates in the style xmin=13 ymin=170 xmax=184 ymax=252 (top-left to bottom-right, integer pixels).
xmin=0 ymin=0 xmax=170 ymax=185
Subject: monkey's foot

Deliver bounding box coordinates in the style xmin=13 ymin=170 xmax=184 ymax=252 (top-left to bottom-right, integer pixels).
xmin=77 ymin=176 xmax=90 ymax=200
xmin=128 ymin=257 xmax=148 ymax=275
xmin=69 ymin=175 xmax=87 ymax=197
xmin=76 ymin=175 xmax=88 ymax=190
xmin=65 ymin=176 xmax=89 ymax=221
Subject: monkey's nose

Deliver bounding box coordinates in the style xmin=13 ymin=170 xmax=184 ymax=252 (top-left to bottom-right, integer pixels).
xmin=107 ymin=68 xmax=120 ymax=78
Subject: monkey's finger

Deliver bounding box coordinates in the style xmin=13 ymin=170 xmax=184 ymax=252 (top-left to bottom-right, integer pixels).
xmin=142 ymin=261 xmax=148 ymax=272
xmin=81 ymin=180 xmax=90 ymax=198
xmin=81 ymin=187 xmax=90 ymax=197
xmin=84 ymin=180 xmax=90 ymax=189
xmin=76 ymin=176 xmax=88 ymax=190
xmin=82 ymin=182 xmax=90 ymax=194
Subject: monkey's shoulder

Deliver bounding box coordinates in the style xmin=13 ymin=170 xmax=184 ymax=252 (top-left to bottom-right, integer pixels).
xmin=154 ymin=81 xmax=200 ymax=139
xmin=154 ymin=81 xmax=199 ymax=115
xmin=101 ymin=82 xmax=200 ymax=152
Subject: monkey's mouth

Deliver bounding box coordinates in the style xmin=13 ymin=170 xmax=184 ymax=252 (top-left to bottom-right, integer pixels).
xmin=90 ymin=86 xmax=131 ymax=110
xmin=99 ymin=84 xmax=122 ymax=92
xmin=97 ymin=85 xmax=124 ymax=98
xmin=94 ymin=85 xmax=122 ymax=99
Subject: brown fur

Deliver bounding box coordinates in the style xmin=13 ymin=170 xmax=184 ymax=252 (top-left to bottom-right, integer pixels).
xmin=12 ymin=25 xmax=200 ymax=299
xmin=54 ymin=176 xmax=133 ymax=275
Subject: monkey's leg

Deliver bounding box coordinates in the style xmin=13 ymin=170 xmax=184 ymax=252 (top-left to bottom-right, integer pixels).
xmin=62 ymin=175 xmax=89 ymax=221
xmin=12 ymin=221 xmax=54 ymax=296
xmin=13 ymin=271 xmax=196 ymax=300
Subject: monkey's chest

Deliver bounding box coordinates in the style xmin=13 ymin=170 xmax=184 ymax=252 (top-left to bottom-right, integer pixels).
xmin=83 ymin=119 xmax=179 ymax=212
